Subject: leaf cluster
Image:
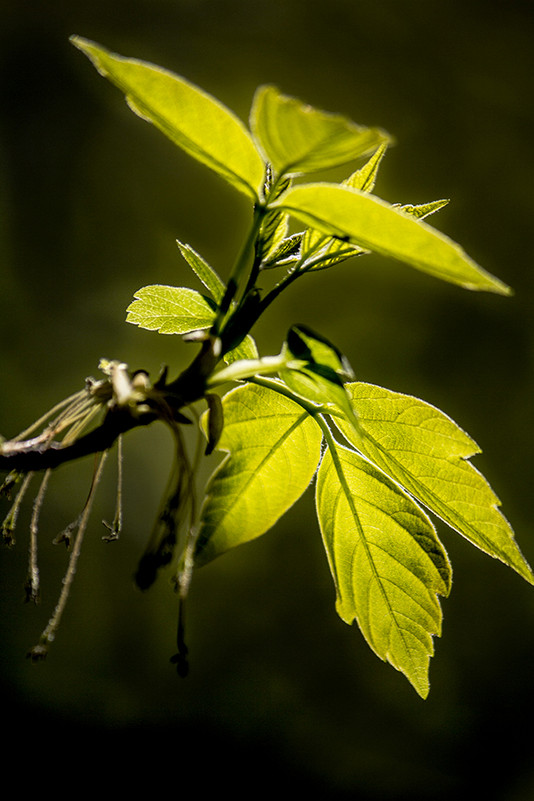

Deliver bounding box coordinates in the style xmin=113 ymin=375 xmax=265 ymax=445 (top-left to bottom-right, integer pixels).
xmin=1 ymin=38 xmax=529 ymax=697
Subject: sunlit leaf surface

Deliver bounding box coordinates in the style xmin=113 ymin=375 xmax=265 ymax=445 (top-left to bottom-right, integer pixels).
xmin=335 ymin=383 xmax=534 ymax=585
xmin=72 ymin=37 xmax=266 ymax=199
xmin=195 ymin=383 xmax=322 ymax=565
xmin=251 ymin=85 xmax=389 ymax=176
xmin=274 ymin=183 xmax=511 ymax=294
xmin=316 ymin=439 xmax=451 ymax=698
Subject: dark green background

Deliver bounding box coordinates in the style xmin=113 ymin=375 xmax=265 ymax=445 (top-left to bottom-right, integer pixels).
xmin=1 ymin=2 xmax=533 ymax=798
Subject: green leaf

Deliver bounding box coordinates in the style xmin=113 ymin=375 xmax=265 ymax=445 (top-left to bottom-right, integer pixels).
xmin=126 ymin=285 xmax=216 ymax=334
xmin=334 ymin=383 xmax=534 ymax=585
xmin=280 ymin=325 xmax=360 ymax=435
xmin=250 ymin=85 xmax=389 ymax=177
xmin=398 ymin=198 xmax=450 ymax=220
xmin=177 ymin=241 xmax=225 ymax=303
xmin=273 ymin=183 xmax=511 ymax=294
xmin=126 ymin=282 xmax=257 ymax=363
xmin=286 ymin=325 xmax=354 ymax=379
xmin=300 ymin=144 xmax=388 ymax=268
xmin=71 ymin=36 xmax=266 ymax=200
xmin=224 ymin=334 xmax=259 ymax=363
xmin=343 ymin=142 xmax=388 ymax=193
xmin=316 ymin=438 xmax=451 ymax=698
xmin=195 ymin=382 xmax=322 ymax=566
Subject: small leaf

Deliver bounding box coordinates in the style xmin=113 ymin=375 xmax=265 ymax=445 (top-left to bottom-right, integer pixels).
xmin=286 ymin=325 xmax=354 ymax=380
xmin=195 ymin=382 xmax=322 ymax=565
xmin=262 ymin=232 xmax=303 ymax=268
xmin=316 ymin=439 xmax=451 ymax=698
xmin=126 ymin=282 xmax=257 ymax=363
xmin=126 ymin=285 xmax=216 ymax=334
xmin=281 ymin=325 xmax=360 ymax=435
xmin=273 ymin=183 xmax=511 ymax=294
xmin=71 ymin=36 xmax=265 ymax=199
xmin=177 ymin=241 xmax=225 ymax=303
xmin=224 ymin=334 xmax=259 ymax=364
xmin=335 ymin=383 xmax=534 ymax=585
xmin=250 ymin=85 xmax=389 ymax=176
xmin=344 ymin=142 xmax=388 ymax=194
xmin=398 ymin=198 xmax=450 ymax=220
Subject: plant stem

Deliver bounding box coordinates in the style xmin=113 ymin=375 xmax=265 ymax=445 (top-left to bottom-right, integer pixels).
xmin=212 ymin=202 xmax=266 ymax=337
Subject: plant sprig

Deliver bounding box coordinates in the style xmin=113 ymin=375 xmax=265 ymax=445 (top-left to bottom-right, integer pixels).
xmin=0 ymin=37 xmax=528 ymax=698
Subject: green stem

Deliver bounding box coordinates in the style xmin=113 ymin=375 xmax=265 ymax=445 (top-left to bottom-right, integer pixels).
xmin=212 ymin=202 xmax=266 ymax=337
xmin=257 ymin=245 xmax=358 ymax=320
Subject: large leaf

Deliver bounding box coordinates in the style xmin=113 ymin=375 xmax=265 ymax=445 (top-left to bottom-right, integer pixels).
xmin=272 ymin=183 xmax=511 ymax=294
xmin=71 ymin=37 xmax=266 ymax=200
xmin=195 ymin=382 xmax=322 ymax=566
xmin=316 ymin=439 xmax=451 ymax=698
xmin=335 ymin=383 xmax=534 ymax=585
xmin=250 ymin=85 xmax=389 ymax=176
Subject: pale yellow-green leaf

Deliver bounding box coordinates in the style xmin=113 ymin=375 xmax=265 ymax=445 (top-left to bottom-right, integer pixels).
xmin=126 ymin=285 xmax=216 ymax=334
xmin=177 ymin=241 xmax=225 ymax=303
xmin=250 ymin=85 xmax=389 ymax=176
xmin=126 ymin=282 xmax=257 ymax=362
xmin=316 ymin=441 xmax=451 ymax=698
xmin=71 ymin=37 xmax=266 ymax=200
xmin=335 ymin=383 xmax=534 ymax=585
xmin=195 ymin=382 xmax=322 ymax=566
xmin=273 ymin=183 xmax=511 ymax=294
xmin=301 ymin=144 xmax=388 ymax=264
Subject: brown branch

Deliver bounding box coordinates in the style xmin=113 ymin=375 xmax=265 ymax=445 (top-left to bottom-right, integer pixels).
xmin=0 ymin=406 xmax=157 ymax=474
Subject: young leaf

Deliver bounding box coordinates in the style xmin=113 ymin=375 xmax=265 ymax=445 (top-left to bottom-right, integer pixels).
xmin=71 ymin=37 xmax=266 ymax=200
xmin=250 ymin=85 xmax=389 ymax=176
xmin=316 ymin=438 xmax=451 ymax=698
xmin=273 ymin=183 xmax=511 ymax=294
xmin=195 ymin=382 xmax=322 ymax=566
xmin=280 ymin=325 xmax=360 ymax=436
xmin=126 ymin=283 xmax=257 ymax=362
xmin=126 ymin=285 xmax=216 ymax=334
xmin=177 ymin=241 xmax=225 ymax=303
xmin=335 ymin=383 xmax=534 ymax=585
xmin=397 ymin=199 xmax=450 ymax=220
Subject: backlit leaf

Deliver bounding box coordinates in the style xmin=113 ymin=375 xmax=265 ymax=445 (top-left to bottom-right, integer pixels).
xmin=71 ymin=37 xmax=266 ymax=199
xmin=126 ymin=283 xmax=257 ymax=363
xmin=316 ymin=439 xmax=451 ymax=698
xmin=273 ymin=183 xmax=511 ymax=294
xmin=250 ymin=85 xmax=389 ymax=176
xmin=301 ymin=144 xmax=388 ymax=268
xmin=335 ymin=383 xmax=534 ymax=585
xmin=126 ymin=285 xmax=216 ymax=334
xmin=195 ymin=382 xmax=322 ymax=565
xmin=177 ymin=241 xmax=225 ymax=303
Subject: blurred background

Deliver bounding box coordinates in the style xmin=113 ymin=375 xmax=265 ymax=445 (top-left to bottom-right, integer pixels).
xmin=1 ymin=1 xmax=533 ymax=797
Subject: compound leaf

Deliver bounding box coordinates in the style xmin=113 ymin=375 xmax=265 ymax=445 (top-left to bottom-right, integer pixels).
xmin=250 ymin=85 xmax=389 ymax=176
xmin=195 ymin=382 xmax=322 ymax=566
xmin=335 ymin=383 xmax=534 ymax=585
xmin=273 ymin=183 xmax=511 ymax=294
xmin=71 ymin=36 xmax=265 ymax=200
xmin=316 ymin=439 xmax=451 ymax=698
